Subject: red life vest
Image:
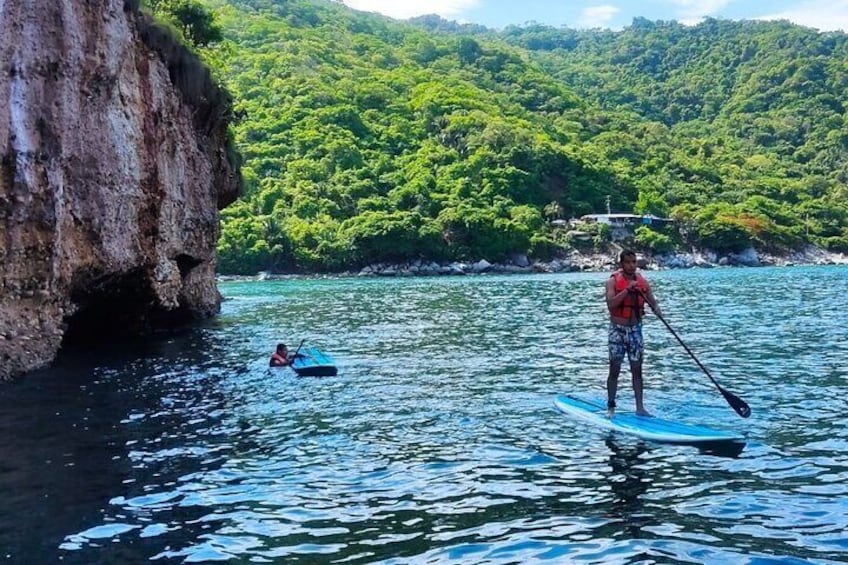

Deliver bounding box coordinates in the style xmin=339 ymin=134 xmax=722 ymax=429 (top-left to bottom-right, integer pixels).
xmin=610 ymin=270 xmax=648 ymax=321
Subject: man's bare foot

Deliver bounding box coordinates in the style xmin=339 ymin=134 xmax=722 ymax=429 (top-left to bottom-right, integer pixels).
xmin=607 ymin=408 xmax=615 ymax=419
xmin=635 ymin=408 xmax=652 ymax=417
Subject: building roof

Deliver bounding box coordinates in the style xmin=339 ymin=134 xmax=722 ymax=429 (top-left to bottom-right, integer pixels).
xmin=580 ymin=213 xmax=674 ymax=222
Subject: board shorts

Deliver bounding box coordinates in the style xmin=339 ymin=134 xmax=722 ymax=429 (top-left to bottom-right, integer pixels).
xmin=608 ymin=322 xmax=643 ymax=364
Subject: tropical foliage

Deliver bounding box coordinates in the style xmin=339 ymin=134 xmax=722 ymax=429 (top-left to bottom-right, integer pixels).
xmin=194 ymin=1 xmax=846 ymax=273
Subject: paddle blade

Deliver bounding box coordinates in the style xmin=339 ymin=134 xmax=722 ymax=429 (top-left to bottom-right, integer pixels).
xmin=720 ymin=387 xmax=751 ymax=418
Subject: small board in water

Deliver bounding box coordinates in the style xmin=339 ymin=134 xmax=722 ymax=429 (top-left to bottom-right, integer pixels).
xmin=291 ymin=347 xmax=337 ymax=377
xmin=554 ymin=395 xmax=745 ymax=446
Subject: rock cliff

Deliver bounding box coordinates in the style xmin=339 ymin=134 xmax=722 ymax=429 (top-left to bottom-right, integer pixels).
xmin=0 ymin=0 xmax=241 ymax=379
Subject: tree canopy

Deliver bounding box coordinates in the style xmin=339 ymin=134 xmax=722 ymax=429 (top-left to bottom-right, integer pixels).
xmin=196 ymin=1 xmax=847 ymax=273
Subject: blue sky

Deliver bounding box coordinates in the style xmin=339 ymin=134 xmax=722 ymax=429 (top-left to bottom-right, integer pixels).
xmin=341 ymin=0 xmax=848 ymax=32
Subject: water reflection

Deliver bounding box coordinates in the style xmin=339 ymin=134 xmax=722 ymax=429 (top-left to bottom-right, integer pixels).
xmin=0 ymin=327 xmax=244 ymax=562
xmin=0 ymin=356 xmax=132 ymax=561
xmin=604 ymin=437 xmax=654 ymax=538
xmin=693 ymin=440 xmax=746 ymax=458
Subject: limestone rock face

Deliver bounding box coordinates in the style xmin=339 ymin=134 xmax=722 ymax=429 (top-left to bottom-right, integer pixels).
xmin=0 ymin=0 xmax=240 ymax=379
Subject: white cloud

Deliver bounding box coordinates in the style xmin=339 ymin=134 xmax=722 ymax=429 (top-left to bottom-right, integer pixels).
xmin=577 ymin=5 xmax=621 ymax=28
xmin=756 ymin=0 xmax=848 ymax=32
xmin=341 ymin=0 xmax=479 ymax=20
xmin=666 ymin=0 xmax=734 ymax=26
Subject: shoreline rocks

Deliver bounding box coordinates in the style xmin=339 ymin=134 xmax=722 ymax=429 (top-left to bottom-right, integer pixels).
xmin=217 ymin=245 xmax=848 ymax=282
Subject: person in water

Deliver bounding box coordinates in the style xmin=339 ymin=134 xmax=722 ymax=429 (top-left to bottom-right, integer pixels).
xmin=269 ymin=343 xmax=291 ymax=367
xmin=605 ymin=249 xmax=662 ymax=418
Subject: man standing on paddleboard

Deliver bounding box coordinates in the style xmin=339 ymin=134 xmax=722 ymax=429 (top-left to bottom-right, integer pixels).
xmin=605 ymin=249 xmax=662 ymax=418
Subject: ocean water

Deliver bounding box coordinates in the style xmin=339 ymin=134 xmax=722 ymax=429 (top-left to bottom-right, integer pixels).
xmin=1 ymin=266 xmax=846 ymax=564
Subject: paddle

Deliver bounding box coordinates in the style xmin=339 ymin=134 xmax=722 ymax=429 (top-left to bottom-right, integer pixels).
xmin=639 ymin=291 xmax=751 ymax=418
xmin=290 ymin=338 xmax=305 ymax=364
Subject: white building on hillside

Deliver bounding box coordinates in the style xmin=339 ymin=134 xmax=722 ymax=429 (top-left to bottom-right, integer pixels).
xmin=578 ymin=214 xmax=674 ymax=241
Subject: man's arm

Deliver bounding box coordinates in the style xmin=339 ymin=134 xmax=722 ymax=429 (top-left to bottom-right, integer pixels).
xmin=606 ymin=277 xmax=631 ymax=313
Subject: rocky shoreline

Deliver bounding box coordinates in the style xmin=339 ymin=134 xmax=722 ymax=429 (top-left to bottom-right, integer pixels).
xmin=217 ymin=245 xmax=848 ymax=282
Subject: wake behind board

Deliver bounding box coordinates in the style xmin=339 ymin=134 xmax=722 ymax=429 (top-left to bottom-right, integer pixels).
xmin=554 ymin=395 xmax=744 ymax=446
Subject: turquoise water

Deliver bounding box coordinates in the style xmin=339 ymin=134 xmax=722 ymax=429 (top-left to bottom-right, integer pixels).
xmin=1 ymin=266 xmax=847 ymax=563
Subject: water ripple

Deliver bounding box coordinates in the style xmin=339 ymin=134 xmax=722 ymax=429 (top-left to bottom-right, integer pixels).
xmin=0 ymin=267 xmax=846 ymax=563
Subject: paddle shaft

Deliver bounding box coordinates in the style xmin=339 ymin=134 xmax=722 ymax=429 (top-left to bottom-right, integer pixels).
xmin=649 ymin=308 xmax=720 ymax=386
xmin=638 ymin=291 xmax=751 ymax=418
xmin=291 ymin=338 xmax=305 ymax=362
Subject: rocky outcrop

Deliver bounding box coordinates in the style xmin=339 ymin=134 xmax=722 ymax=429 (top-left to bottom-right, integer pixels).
xmin=0 ymin=0 xmax=241 ymax=379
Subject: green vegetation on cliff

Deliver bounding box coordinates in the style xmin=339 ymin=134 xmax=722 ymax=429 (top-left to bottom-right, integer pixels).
xmin=203 ymin=1 xmax=847 ymax=274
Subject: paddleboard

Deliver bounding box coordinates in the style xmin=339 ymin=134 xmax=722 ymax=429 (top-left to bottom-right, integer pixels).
xmin=554 ymin=395 xmax=745 ymax=445
xmin=290 ymin=347 xmax=337 ymax=377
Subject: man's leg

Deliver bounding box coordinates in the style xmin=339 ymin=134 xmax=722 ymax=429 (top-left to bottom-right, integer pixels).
xmin=607 ymin=324 xmax=625 ymax=418
xmin=607 ymin=360 xmax=621 ymax=418
xmin=630 ymin=360 xmax=651 ymax=416
xmin=628 ymin=323 xmax=650 ymax=416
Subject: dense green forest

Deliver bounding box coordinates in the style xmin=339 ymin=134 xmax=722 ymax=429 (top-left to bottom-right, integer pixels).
xmin=160 ymin=0 xmax=848 ymax=273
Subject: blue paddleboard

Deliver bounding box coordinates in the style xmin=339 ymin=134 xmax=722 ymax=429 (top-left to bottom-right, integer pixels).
xmin=290 ymin=347 xmax=337 ymax=377
xmin=554 ymin=395 xmax=744 ymax=445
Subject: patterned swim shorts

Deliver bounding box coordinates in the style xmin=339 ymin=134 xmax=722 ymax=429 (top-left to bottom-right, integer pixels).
xmin=608 ymin=322 xmax=644 ymax=364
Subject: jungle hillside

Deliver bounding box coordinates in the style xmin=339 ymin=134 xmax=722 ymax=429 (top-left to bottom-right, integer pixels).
xmin=172 ymin=0 xmax=848 ymax=274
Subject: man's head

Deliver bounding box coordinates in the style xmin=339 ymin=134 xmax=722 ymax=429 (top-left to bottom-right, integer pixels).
xmin=619 ymin=250 xmax=638 ymax=275
xmin=276 ymin=343 xmax=288 ymax=354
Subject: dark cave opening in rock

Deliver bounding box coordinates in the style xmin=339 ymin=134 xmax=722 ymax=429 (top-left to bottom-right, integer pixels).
xmin=60 ymin=257 xmax=209 ymax=350
xmin=175 ymin=253 xmax=202 ymax=278
xmin=60 ymin=269 xmax=157 ymax=348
